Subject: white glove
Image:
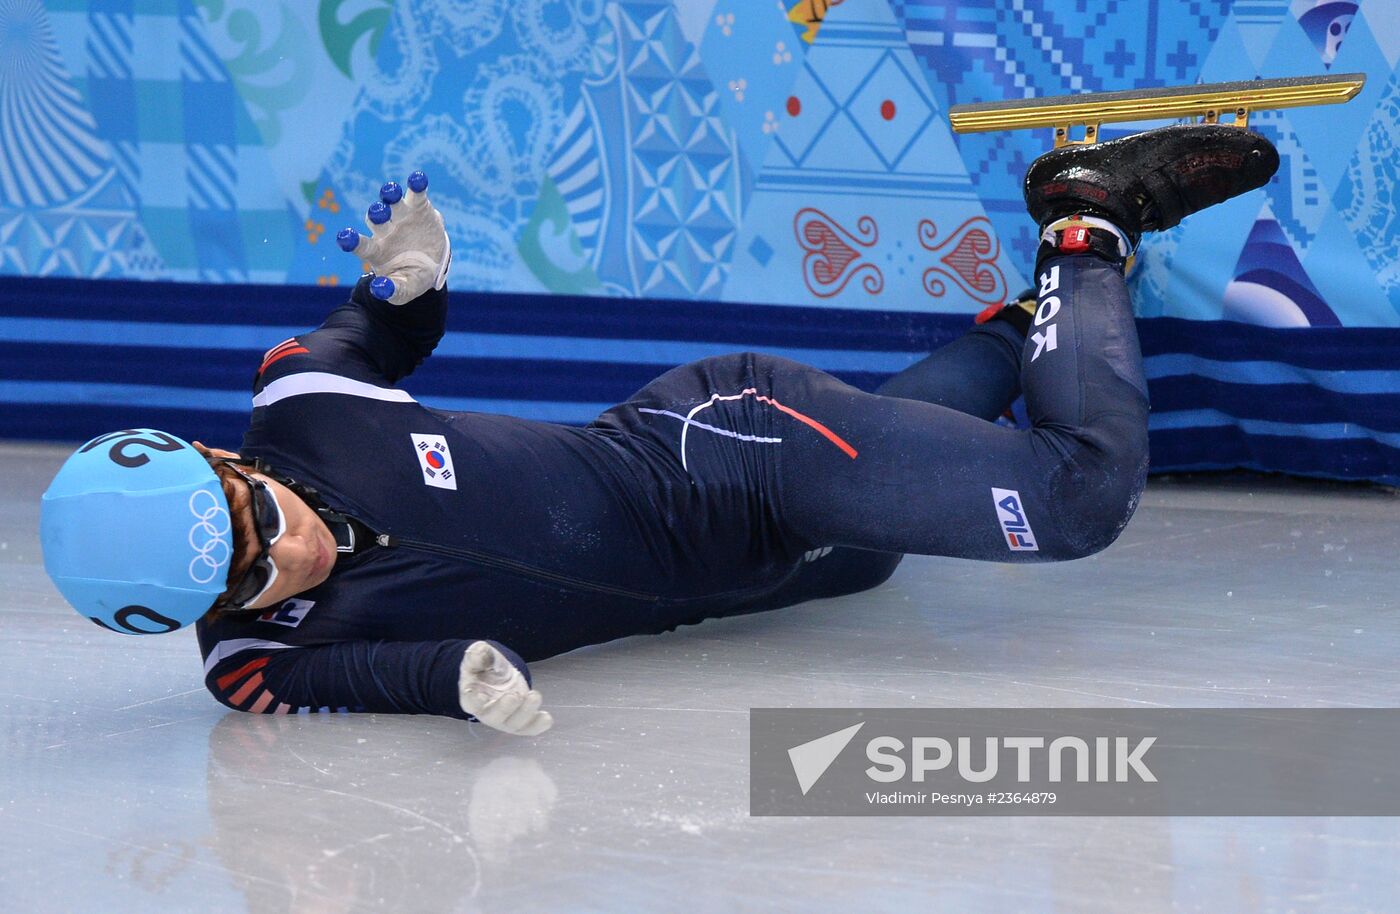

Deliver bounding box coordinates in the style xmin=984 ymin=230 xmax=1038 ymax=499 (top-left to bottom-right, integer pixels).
xmin=458 ymin=641 xmax=553 ymax=736
xmin=337 ymin=170 xmax=451 ymax=306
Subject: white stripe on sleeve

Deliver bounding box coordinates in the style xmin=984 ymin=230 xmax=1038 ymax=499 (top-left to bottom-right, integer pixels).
xmin=203 ymin=638 xmax=301 ymax=675
xmin=253 ymin=371 xmax=417 ymax=407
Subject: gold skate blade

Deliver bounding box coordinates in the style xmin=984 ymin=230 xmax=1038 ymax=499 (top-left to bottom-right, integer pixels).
xmin=949 ymin=73 xmax=1366 ymax=147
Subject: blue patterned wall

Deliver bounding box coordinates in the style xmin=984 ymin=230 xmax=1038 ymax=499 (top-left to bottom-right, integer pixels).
xmin=2 ymin=0 xmax=1398 ymax=484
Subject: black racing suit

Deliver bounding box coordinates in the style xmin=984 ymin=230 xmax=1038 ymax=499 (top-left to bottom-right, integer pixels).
xmin=198 ymin=254 xmax=1148 ymax=718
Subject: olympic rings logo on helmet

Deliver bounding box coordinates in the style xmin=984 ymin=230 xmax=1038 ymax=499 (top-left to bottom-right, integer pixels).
xmin=187 ymin=489 xmax=232 ymax=585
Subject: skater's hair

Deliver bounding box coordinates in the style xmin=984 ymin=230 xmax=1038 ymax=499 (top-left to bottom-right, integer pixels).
xmin=192 ymin=444 xmax=261 ymax=619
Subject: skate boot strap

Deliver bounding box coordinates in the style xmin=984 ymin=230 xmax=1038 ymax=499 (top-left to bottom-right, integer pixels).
xmin=1036 ymin=214 xmax=1134 ymax=273
xmin=1138 ymin=168 xmax=1188 ymax=231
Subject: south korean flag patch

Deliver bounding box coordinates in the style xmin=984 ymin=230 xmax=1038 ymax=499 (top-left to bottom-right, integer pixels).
xmin=411 ymin=433 xmax=458 ymax=490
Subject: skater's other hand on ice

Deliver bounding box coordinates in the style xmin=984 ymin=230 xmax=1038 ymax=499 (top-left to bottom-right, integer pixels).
xmin=336 ymin=170 xmax=451 ymax=305
xmin=458 ymin=641 xmax=553 ymax=737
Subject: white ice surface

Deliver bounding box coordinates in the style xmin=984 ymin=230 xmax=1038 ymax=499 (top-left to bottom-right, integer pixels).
xmin=2 ymin=441 xmax=1398 ymax=913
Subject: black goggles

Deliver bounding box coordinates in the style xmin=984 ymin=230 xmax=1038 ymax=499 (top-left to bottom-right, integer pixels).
xmin=218 ymin=462 xmax=287 ymax=609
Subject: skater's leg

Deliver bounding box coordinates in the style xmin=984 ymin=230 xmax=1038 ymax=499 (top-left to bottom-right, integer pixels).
xmin=768 ymin=292 xmax=1038 ymax=598
xmin=876 ymin=310 xmax=1027 ymax=421
xmin=726 ymin=545 xmax=904 ymax=615
xmin=773 ymin=124 xmax=1278 ymax=562
xmin=767 ymin=252 xmax=1149 ymax=562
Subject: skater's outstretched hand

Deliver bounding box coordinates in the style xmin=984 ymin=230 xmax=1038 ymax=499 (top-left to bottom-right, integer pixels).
xmin=458 ymin=641 xmax=554 ymax=736
xmin=337 ymin=171 xmax=451 ymax=305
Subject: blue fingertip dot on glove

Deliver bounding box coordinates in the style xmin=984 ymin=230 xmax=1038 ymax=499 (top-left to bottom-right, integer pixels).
xmin=407 ymin=171 xmax=428 ymax=193
xmin=336 ymin=227 xmax=360 ymax=252
xmin=367 ymin=201 xmax=391 ymax=225
xmin=370 ymin=275 xmax=396 ymax=300
xmin=379 ymin=181 xmax=403 ymax=205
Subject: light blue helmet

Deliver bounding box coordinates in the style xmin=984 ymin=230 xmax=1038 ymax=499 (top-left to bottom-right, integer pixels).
xmin=41 ymin=429 xmax=234 ymax=635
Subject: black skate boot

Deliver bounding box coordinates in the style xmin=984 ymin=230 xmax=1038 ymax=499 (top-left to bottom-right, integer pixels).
xmin=1023 ymin=123 xmax=1279 ymax=272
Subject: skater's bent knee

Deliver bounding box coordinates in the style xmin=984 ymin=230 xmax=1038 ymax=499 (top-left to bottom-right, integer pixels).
xmin=1040 ymin=420 xmax=1148 ymax=559
xmin=807 ymin=547 xmax=904 ymax=598
xmin=1049 ymin=481 xmax=1143 ymax=559
xmin=843 ymin=549 xmax=903 ymax=593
